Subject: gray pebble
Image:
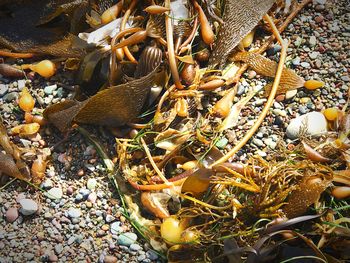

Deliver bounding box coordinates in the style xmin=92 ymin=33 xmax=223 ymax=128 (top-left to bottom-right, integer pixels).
xmin=46 ymin=187 xmax=63 ymax=200
xmin=0 ymin=84 xmax=9 ymax=97
xmin=54 ymin=243 xmax=63 ymax=254
xmin=3 ymin=92 xmax=19 ymax=102
xmin=117 ymin=232 xmax=137 ymax=246
xmin=67 ymin=208 xmax=81 ymax=218
xmin=19 ymin=199 xmax=38 ymax=216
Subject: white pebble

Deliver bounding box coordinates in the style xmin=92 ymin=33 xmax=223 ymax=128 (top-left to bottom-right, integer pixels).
xmin=286 ymin=112 xmax=327 ymax=139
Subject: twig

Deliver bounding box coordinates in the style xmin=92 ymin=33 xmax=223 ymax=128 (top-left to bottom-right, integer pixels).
xmin=209 ymin=14 xmax=288 ymax=167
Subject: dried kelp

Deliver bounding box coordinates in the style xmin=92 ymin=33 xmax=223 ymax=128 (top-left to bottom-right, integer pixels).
xmin=208 ymin=0 xmax=275 ymax=68
xmin=231 ymin=51 xmax=305 ymax=95
xmin=0 ymin=0 xmax=87 ymax=56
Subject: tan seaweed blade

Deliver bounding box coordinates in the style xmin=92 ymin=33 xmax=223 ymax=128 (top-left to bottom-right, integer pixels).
xmin=208 ymin=0 xmax=275 ymax=68
xmin=232 ymin=51 xmax=305 ymax=95
xmin=44 ymin=67 xmax=159 ymax=132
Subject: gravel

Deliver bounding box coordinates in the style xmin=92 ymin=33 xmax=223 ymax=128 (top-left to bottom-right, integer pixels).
xmin=1 ymin=0 xmax=349 ymax=262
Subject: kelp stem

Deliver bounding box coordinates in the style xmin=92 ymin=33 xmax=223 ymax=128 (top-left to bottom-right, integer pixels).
xmin=165 ymin=0 xmax=184 ymax=89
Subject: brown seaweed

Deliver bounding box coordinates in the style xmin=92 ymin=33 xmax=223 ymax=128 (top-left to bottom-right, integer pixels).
xmin=208 ymin=0 xmax=275 ymax=68
xmin=0 ymin=0 xmax=87 ymax=57
xmin=231 ymin=51 xmax=305 ymax=95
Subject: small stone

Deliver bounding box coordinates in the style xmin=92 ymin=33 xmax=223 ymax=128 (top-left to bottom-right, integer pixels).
xmin=315 ymin=15 xmax=324 ymax=23
xmin=300 ymin=97 xmax=310 ymax=104
xmin=309 ymin=51 xmax=319 ymax=60
xmin=215 ymin=137 xmax=228 ymax=149
xmin=264 ymin=138 xmax=277 ymax=150
xmin=66 ymin=186 xmax=74 ymax=195
xmin=46 ymin=187 xmax=63 ymax=200
xmin=41 ymin=179 xmax=54 ymax=189
xmin=19 ymin=199 xmax=38 ymax=215
xmin=285 ymin=89 xmax=297 ymax=100
xmin=3 ymin=92 xmax=19 ymax=102
xmin=237 ymin=85 xmax=245 ymax=96
xmin=48 ymin=254 xmax=58 ymax=262
xmin=130 ymin=244 xmax=142 ymax=251
xmin=17 ymin=79 xmax=26 ymax=90
xmin=6 ymin=207 xmax=19 ymax=223
xmin=255 ymin=98 xmax=266 ymax=106
xmin=275 ymin=94 xmax=285 ymax=102
xmin=44 ymin=84 xmax=57 ymax=95
xmin=286 ymin=112 xmax=328 ymax=139
xmin=146 ymin=250 xmax=158 ymax=260
xmin=86 ymin=178 xmax=97 ymax=190
xmin=67 ymin=208 xmax=81 ymax=218
xmin=117 ymin=232 xmax=137 ymax=246
xmin=253 ymin=138 xmax=264 ymax=147
xmin=300 ymin=62 xmax=310 ymax=68
xmin=105 ymin=214 xmax=115 ymax=223
xmin=292 ymin=57 xmax=300 ymax=66
xmin=79 ymin=188 xmax=90 ymax=199
xmin=23 ymin=253 xmax=34 ymax=260
xmin=247 ymin=70 xmax=256 ymax=79
xmin=54 ymin=244 xmax=63 ymax=255
xmin=101 ymin=224 xmax=109 ymax=231
xmin=110 ymin=222 xmax=122 ymax=235
xmin=75 ymin=193 xmax=84 ymax=202
xmin=256 ymin=150 xmax=267 ymax=157
xmin=0 ymin=84 xmax=9 ymax=97
xmin=308 ymin=36 xmax=317 ymax=47
xmin=87 ymin=192 xmax=97 ymax=203
xmin=341 ymin=76 xmax=350 ymax=82
xmin=104 ymin=255 xmax=118 ymax=263
xmin=16 ymin=193 xmax=26 ymax=202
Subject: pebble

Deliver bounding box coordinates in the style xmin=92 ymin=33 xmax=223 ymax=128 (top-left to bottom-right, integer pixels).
xmin=46 ymin=187 xmax=63 ymax=200
xmin=300 ymin=62 xmax=310 ymax=68
xmin=309 ymin=51 xmax=319 ymax=60
xmin=104 ymin=255 xmax=118 ymax=263
xmin=292 ymin=57 xmax=300 ymax=66
xmin=67 ymin=208 xmax=81 ymax=218
xmin=105 ymin=214 xmax=115 ymax=223
xmin=110 ymin=222 xmax=122 ymax=235
xmin=285 ymin=89 xmax=297 ymax=100
xmin=286 ymin=112 xmax=328 ymax=139
xmin=117 ymin=232 xmax=137 ymax=246
xmin=44 ymin=84 xmax=57 ymax=95
xmin=308 ymin=36 xmax=317 ymax=47
xmin=6 ymin=207 xmax=19 ymax=223
xmin=17 ymin=79 xmax=26 ymax=90
xmin=48 ymin=254 xmax=58 ymax=262
xmin=3 ymin=92 xmax=19 ymax=102
xmin=54 ymin=244 xmax=63 ymax=255
xmin=146 ymin=250 xmax=158 ymax=260
xmin=86 ymin=178 xmax=97 ymax=190
xmin=19 ymin=199 xmax=38 ymax=216
xmin=0 ymin=84 xmax=8 ymax=97
xmin=87 ymin=192 xmax=97 ymax=203
xmin=41 ymin=179 xmax=54 ymax=189
xmin=130 ymin=244 xmax=142 ymax=251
